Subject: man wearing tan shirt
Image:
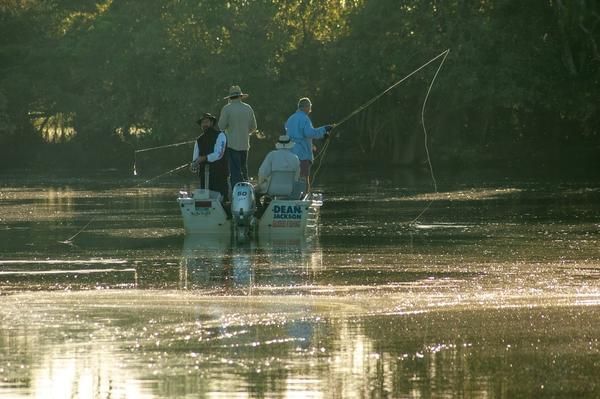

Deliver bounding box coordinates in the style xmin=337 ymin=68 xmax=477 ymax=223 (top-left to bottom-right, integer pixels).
xmin=218 ymin=85 xmax=257 ymax=191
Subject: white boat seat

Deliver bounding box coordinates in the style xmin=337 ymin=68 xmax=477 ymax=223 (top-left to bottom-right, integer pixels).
xmin=266 ymin=170 xmax=297 ymax=198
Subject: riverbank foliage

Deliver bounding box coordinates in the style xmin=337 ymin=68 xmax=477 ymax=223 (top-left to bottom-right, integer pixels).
xmin=1 ymin=1 xmax=598 ymax=173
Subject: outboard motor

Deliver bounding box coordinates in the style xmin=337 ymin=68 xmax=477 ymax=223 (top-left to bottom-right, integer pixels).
xmin=231 ymin=182 xmax=256 ymax=236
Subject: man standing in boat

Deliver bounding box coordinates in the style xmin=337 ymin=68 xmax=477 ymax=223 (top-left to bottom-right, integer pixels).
xmin=218 ymin=85 xmax=257 ymax=191
xmin=190 ymin=113 xmax=229 ymax=201
xmin=285 ymin=97 xmax=334 ymax=193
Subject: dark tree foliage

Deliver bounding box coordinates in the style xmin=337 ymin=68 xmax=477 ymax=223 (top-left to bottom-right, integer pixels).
xmin=0 ymin=0 xmax=598 ymax=172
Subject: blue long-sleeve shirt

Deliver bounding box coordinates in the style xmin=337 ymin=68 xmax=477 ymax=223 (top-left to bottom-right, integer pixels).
xmin=284 ymin=110 xmax=327 ymax=161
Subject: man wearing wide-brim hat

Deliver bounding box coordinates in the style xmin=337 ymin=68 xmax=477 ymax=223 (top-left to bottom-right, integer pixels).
xmin=256 ymin=135 xmax=301 ymax=197
xmin=218 ymin=85 xmax=257 ymax=191
xmin=190 ymin=112 xmax=229 ymax=201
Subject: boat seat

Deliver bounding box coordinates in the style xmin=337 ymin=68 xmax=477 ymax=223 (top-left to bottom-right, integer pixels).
xmin=265 ymin=170 xmax=298 ymax=198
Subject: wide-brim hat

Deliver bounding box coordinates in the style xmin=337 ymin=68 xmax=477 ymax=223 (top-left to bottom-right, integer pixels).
xmin=224 ymin=85 xmax=249 ymax=99
xmin=196 ymin=112 xmax=217 ymax=125
xmin=275 ymin=135 xmax=295 ymax=149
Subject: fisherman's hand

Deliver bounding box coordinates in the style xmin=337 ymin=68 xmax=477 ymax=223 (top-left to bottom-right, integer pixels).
xmin=323 ymin=132 xmax=330 ymax=140
xmin=324 ymin=125 xmax=334 ymax=132
xmin=189 ymin=161 xmax=199 ymax=173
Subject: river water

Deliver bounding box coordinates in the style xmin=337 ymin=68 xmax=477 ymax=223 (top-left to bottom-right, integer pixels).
xmin=1 ymin=168 xmax=599 ymax=398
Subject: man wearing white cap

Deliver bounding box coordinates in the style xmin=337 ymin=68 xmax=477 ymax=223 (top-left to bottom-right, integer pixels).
xmin=257 ymin=135 xmax=301 ymax=198
xmin=218 ymin=85 xmax=257 ymax=191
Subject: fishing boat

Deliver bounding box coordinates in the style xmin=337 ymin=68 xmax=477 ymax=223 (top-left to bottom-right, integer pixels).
xmin=177 ymin=166 xmax=322 ymax=237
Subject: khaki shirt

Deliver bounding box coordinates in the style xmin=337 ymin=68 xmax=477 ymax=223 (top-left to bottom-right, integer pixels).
xmin=218 ymin=99 xmax=257 ymax=151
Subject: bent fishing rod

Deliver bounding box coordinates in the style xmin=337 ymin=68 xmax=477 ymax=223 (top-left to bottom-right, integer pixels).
xmin=312 ymin=49 xmax=450 ymax=224
xmin=332 ymin=49 xmax=450 ymax=131
xmin=314 ymin=48 xmax=449 ymax=165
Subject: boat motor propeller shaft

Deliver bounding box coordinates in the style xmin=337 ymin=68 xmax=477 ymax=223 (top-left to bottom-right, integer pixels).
xmin=231 ymin=182 xmax=257 ymax=234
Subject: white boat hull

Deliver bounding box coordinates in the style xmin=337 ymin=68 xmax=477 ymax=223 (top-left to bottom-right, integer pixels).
xmin=257 ymin=196 xmax=321 ymax=237
xmin=177 ymin=189 xmax=321 ymax=237
xmin=177 ymin=189 xmax=230 ymax=235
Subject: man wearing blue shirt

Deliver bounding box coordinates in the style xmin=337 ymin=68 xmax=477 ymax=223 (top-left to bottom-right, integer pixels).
xmin=284 ymin=97 xmax=334 ymax=193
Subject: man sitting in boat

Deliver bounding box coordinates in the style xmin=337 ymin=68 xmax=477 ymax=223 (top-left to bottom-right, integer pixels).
xmin=190 ymin=113 xmax=229 ymax=201
xmin=256 ymin=135 xmax=301 ymax=200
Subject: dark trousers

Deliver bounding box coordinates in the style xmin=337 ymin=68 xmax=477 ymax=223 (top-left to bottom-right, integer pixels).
xmin=199 ymin=168 xmax=229 ymax=201
xmin=227 ymin=148 xmax=248 ymax=190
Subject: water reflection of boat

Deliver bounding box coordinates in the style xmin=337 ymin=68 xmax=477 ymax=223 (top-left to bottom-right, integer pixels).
xmin=180 ymin=233 xmax=322 ymax=291
xmin=180 ymin=232 xmax=241 ymax=290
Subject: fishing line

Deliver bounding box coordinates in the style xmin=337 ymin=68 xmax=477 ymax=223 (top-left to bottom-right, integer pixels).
xmin=311 ymin=136 xmax=332 ymax=187
xmin=58 ymin=217 xmax=96 ymax=245
xmin=59 ymin=134 xmax=196 ymax=244
xmin=312 ymin=49 xmax=450 ymax=191
xmin=59 ymin=161 xmax=190 ymax=244
xmin=334 ymin=49 xmax=450 ymax=130
xmin=409 ymin=48 xmax=450 ymax=225
xmin=133 ymin=140 xmax=195 ymax=176
xmin=58 ymin=161 xmax=190 ymax=245
xmin=134 ymin=162 xmax=190 ymax=187
xmin=311 ymin=49 xmax=450 ymax=223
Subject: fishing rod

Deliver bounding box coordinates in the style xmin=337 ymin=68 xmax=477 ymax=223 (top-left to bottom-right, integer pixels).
xmin=134 ymin=140 xmax=195 ymax=154
xmin=131 ymin=128 xmax=268 ymax=179
xmin=134 ymin=162 xmax=190 ymax=187
xmin=312 ymin=49 xmax=450 ymax=224
xmin=58 ymin=133 xmax=198 ymax=245
xmin=314 ymin=49 xmax=449 ymax=165
xmin=133 ymin=140 xmax=195 ymax=176
xmin=333 ymin=49 xmax=450 ymax=131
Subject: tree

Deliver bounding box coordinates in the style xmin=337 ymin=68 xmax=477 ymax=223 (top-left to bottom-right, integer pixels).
xmin=0 ymin=0 xmax=597 ymax=171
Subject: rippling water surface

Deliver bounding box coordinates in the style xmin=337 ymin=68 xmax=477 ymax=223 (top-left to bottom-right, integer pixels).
xmin=1 ymin=170 xmax=599 ymax=398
